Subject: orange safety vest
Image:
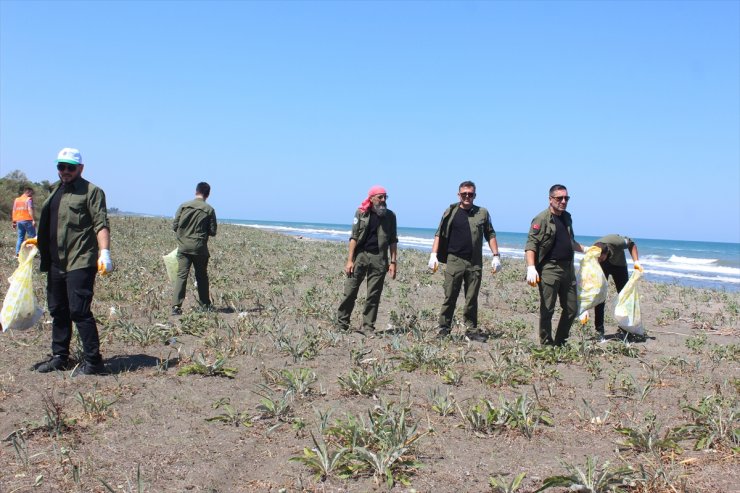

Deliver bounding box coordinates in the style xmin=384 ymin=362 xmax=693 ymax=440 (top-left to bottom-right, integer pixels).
xmin=12 ymin=195 xmax=34 ymax=222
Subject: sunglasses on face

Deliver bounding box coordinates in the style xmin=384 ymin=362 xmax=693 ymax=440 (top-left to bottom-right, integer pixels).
xmin=57 ymin=163 xmax=79 ymax=172
xmin=550 ymin=195 xmax=570 ymax=202
xmin=459 ymin=192 xmax=476 ymax=198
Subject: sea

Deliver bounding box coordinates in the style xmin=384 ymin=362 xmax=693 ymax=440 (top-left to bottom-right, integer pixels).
xmin=225 ymin=219 xmax=740 ymax=293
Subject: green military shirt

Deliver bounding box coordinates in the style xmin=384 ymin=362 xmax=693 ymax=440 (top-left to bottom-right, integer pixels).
xmin=525 ymin=208 xmax=577 ymax=268
xmin=435 ymin=203 xmax=495 ymax=267
xmin=38 ymin=177 xmax=109 ymax=273
xmin=173 ymin=198 xmax=217 ymax=256
xmin=351 ymin=208 xmax=398 ymax=263
xmin=595 ymin=234 xmax=634 ymax=267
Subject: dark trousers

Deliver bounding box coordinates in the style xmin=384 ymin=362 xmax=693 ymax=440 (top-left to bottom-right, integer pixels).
xmin=439 ymin=254 xmax=482 ymax=329
xmin=594 ymin=262 xmax=629 ymax=332
xmin=538 ymin=260 xmax=577 ymax=345
xmin=336 ymin=251 xmax=387 ymax=331
xmin=173 ymin=252 xmax=211 ymax=308
xmin=47 ymin=264 xmax=101 ymax=363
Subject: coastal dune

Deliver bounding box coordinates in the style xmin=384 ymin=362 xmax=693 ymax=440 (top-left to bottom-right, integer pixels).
xmin=1 ymin=216 xmax=738 ymax=492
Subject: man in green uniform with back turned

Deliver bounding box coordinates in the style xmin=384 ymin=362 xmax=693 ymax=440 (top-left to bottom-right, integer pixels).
xmin=428 ymin=180 xmax=502 ymax=342
xmin=525 ymin=184 xmax=584 ymax=346
xmin=336 ymin=185 xmax=398 ymax=335
xmin=172 ymin=182 xmax=217 ymax=315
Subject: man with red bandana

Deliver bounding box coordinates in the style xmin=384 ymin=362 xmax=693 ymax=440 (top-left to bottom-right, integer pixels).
xmin=336 ymin=185 xmax=398 ymax=334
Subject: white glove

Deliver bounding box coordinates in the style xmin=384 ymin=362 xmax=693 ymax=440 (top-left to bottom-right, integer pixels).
xmin=579 ymin=312 xmax=590 ymax=325
xmin=526 ymin=265 xmax=540 ymax=286
xmin=491 ymin=256 xmax=502 ymax=273
xmin=98 ymin=249 xmax=114 ymax=275
xmin=428 ymin=253 xmax=439 ymax=273
xmin=633 ymin=260 xmax=643 ymax=272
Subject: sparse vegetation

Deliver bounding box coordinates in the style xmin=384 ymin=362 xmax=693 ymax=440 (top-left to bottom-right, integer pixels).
xmin=1 ymin=216 xmax=738 ymax=492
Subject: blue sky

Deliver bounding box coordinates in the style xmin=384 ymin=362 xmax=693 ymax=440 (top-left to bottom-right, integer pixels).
xmin=1 ymin=0 xmax=738 ymax=243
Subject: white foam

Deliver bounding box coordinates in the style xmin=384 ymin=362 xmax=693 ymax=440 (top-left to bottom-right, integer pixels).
xmin=668 ymin=255 xmax=718 ymax=265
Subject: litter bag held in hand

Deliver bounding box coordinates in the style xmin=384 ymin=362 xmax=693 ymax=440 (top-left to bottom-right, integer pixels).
xmin=163 ymin=248 xmax=178 ymax=284
xmin=614 ymin=269 xmax=644 ymax=336
xmin=577 ymin=245 xmax=608 ymax=316
xmin=1 ymin=241 xmax=43 ymax=331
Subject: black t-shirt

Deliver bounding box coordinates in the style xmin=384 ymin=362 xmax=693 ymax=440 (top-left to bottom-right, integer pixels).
xmin=357 ymin=212 xmax=380 ymax=254
xmin=48 ymin=183 xmax=66 ymax=266
xmin=544 ymin=213 xmax=573 ymax=261
xmin=447 ymin=207 xmax=473 ymax=261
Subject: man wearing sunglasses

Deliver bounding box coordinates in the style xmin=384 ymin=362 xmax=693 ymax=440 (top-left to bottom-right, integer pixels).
xmin=525 ymin=184 xmax=584 ymax=346
xmin=336 ymin=185 xmax=398 ymax=335
xmin=33 ymin=148 xmax=112 ymax=375
xmin=428 ymin=181 xmax=501 ymax=342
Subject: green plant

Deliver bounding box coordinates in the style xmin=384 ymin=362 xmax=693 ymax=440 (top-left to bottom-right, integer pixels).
xmin=606 ymin=370 xmax=637 ymax=398
xmin=274 ymin=331 xmax=322 ymax=362
xmin=289 ymin=432 xmax=348 ymax=481
xmin=205 ymin=397 xmax=253 ymax=427
xmin=351 ymin=404 xmax=428 ymax=487
xmin=536 ymin=456 xmax=633 ymax=492
xmin=338 ymin=363 xmax=394 ymax=396
xmin=489 ymin=472 xmax=526 ymax=493
xmin=76 ymin=386 xmax=118 ymax=421
xmin=458 ymin=399 xmax=502 ymax=435
xmin=441 ymin=367 xmax=463 ymax=386
xmin=498 ymin=393 xmax=553 ymax=439
xmin=615 ymin=414 xmax=682 ymax=454
xmin=394 ymin=343 xmax=451 ymax=373
xmin=474 ymin=351 xmax=532 ymax=387
xmin=254 ymin=386 xmax=293 ymax=421
xmin=685 ymin=332 xmax=708 ymax=353
xmin=177 ymin=353 xmax=238 ymax=378
xmin=428 ymin=386 xmax=455 ymax=416
xmin=677 ymin=394 xmax=739 ymax=451
xmin=263 ymin=367 xmax=317 ymax=398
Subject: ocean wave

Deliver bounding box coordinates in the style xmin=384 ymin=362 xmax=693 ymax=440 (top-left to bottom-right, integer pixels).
xmin=668 ymin=255 xmax=717 ymax=265
xmin=643 ymin=269 xmax=740 ymax=285
xmin=230 ymin=221 xmax=739 ymax=289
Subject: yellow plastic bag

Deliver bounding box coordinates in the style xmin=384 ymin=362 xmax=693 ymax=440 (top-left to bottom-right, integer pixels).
xmin=577 ymin=245 xmax=608 ymax=316
xmin=1 ymin=241 xmax=44 ymax=332
xmin=614 ymin=269 xmax=644 ymax=336
xmin=163 ymin=248 xmax=178 ymax=284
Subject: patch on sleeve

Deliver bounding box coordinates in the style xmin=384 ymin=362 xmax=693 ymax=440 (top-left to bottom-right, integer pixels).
xmin=531 ymin=223 xmax=541 ymax=233
xmin=353 ymin=217 xmax=358 ymax=225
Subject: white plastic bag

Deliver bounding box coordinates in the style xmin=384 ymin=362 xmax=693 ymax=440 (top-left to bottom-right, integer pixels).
xmin=163 ymin=248 xmax=178 ymax=285
xmin=1 ymin=241 xmax=44 ymax=331
xmin=614 ymin=269 xmax=644 ymax=336
xmin=577 ymin=245 xmax=608 ymax=316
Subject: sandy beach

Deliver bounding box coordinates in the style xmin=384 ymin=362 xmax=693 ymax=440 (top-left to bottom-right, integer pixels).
xmin=1 ymin=216 xmax=738 ymax=492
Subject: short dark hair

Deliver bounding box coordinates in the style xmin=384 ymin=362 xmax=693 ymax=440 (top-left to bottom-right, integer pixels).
xmin=549 ymin=184 xmax=567 ymax=195
xmin=594 ymin=242 xmax=609 ymax=259
xmin=196 ymin=182 xmax=211 ymax=198
xmin=22 ymin=185 xmax=34 ymax=194
xmin=459 ymin=180 xmax=476 ymax=191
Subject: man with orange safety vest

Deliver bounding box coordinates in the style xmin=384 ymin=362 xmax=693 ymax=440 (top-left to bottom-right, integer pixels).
xmin=12 ymin=186 xmax=36 ymax=255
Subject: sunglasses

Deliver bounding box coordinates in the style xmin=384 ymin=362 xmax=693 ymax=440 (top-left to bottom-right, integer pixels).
xmin=550 ymin=195 xmax=570 ymax=202
xmin=459 ymin=192 xmax=476 ymax=198
xmin=57 ymin=163 xmax=79 ymax=172
xmin=374 ymin=194 xmax=388 ymax=200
